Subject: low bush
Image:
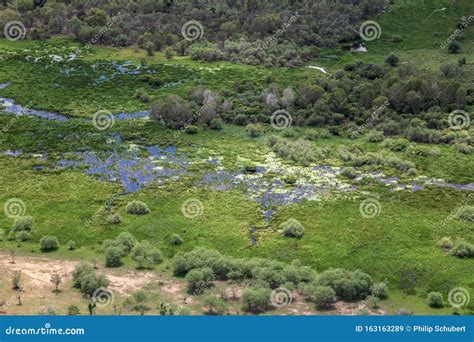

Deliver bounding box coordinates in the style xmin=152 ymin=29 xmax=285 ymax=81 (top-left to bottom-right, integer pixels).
xmin=107 ymin=214 xmax=122 ymax=224
xmin=450 ymin=239 xmax=474 ymax=258
xmin=341 ymin=167 xmax=358 ymax=179
xmin=280 ymin=219 xmax=305 ymax=238
xmin=12 ymin=216 xmax=34 ymax=232
xmin=427 ymin=292 xmax=444 ymax=308
xmin=170 ymin=234 xmax=183 ymax=245
xmin=126 ymin=201 xmax=150 ymax=215
xmin=16 ymin=230 xmax=31 ymax=242
xmin=72 ymin=262 xmax=109 ymax=296
xmin=367 ymin=130 xmax=385 ymax=143
xmin=105 ymin=246 xmax=124 ymax=267
xmin=40 ymin=235 xmax=59 ymax=251
xmin=131 ymin=241 xmax=162 ymax=269
xmin=185 ymin=267 xmax=215 ymax=293
xmin=241 ymin=287 xmax=271 ymax=313
xmin=456 ymin=206 xmax=474 ymax=223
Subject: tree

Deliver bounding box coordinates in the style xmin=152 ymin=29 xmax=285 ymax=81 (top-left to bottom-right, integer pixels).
xmin=40 ymin=235 xmax=59 ymax=251
xmin=150 ymin=95 xmax=192 ymax=129
xmin=50 ymin=272 xmax=62 ymax=293
xmin=385 ymin=53 xmax=399 ymax=66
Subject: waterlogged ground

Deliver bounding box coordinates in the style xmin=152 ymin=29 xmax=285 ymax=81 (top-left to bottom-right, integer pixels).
xmin=0 ymin=40 xmax=473 ymax=316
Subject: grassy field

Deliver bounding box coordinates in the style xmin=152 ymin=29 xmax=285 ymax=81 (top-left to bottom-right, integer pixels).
xmin=0 ymin=0 xmax=473 ymax=316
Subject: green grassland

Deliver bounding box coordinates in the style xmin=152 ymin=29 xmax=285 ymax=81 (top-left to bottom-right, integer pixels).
xmin=0 ymin=0 xmax=473 ymax=315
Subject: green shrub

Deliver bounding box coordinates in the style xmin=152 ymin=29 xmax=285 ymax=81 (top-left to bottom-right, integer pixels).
xmin=107 ymin=214 xmax=122 ymax=224
xmin=71 ymin=262 xmax=110 ymax=295
xmin=427 ymin=292 xmax=444 ymax=308
xmin=16 ymin=230 xmax=31 ymax=242
xmin=170 ymin=234 xmax=183 ymax=245
xmin=367 ymin=130 xmax=385 ymax=143
xmin=406 ymin=145 xmax=439 ymax=157
xmin=241 ymin=287 xmax=271 ymax=313
xmin=341 ymin=167 xmax=358 ymax=179
xmin=246 ymin=124 xmax=262 ymax=138
xmin=208 ymin=118 xmax=223 ymax=130
xmin=67 ymin=240 xmax=77 ymax=251
xmin=280 ymin=219 xmax=304 ymax=238
xmin=438 ymin=237 xmax=453 ymax=250
xmin=67 ymin=305 xmax=80 ymax=315
xmin=126 ymin=201 xmax=150 ymax=215
xmin=131 ymin=241 xmax=162 ymax=269
xmin=184 ymin=125 xmax=198 ymax=134
xmin=105 ymin=246 xmax=124 ymax=267
xmin=115 ymin=232 xmax=138 ymax=254
xmin=450 ymin=239 xmax=474 ymax=258
xmin=384 ymin=138 xmax=410 ymax=152
xmin=455 ymin=144 xmax=472 ymax=154
xmin=456 ymin=206 xmax=474 ymax=223
xmin=12 ymin=216 xmax=33 ymax=232
xmin=373 ymin=282 xmax=389 ymax=300
xmin=309 ymin=285 xmax=336 ymax=309
xmin=40 ymin=235 xmax=59 ymax=251
xmin=315 ymin=268 xmax=373 ymax=301
xmin=203 ymin=295 xmax=228 ymax=315
xmin=185 ymin=267 xmax=215 ymax=293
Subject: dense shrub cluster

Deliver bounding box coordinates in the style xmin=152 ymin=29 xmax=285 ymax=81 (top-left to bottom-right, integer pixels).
xmin=72 ymin=262 xmax=109 ymax=296
xmin=0 ymin=0 xmax=386 ymax=66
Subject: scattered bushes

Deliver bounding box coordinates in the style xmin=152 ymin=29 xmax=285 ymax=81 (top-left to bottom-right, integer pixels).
xmin=40 ymin=235 xmax=59 ymax=251
xmin=126 ymin=201 xmax=150 ymax=215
